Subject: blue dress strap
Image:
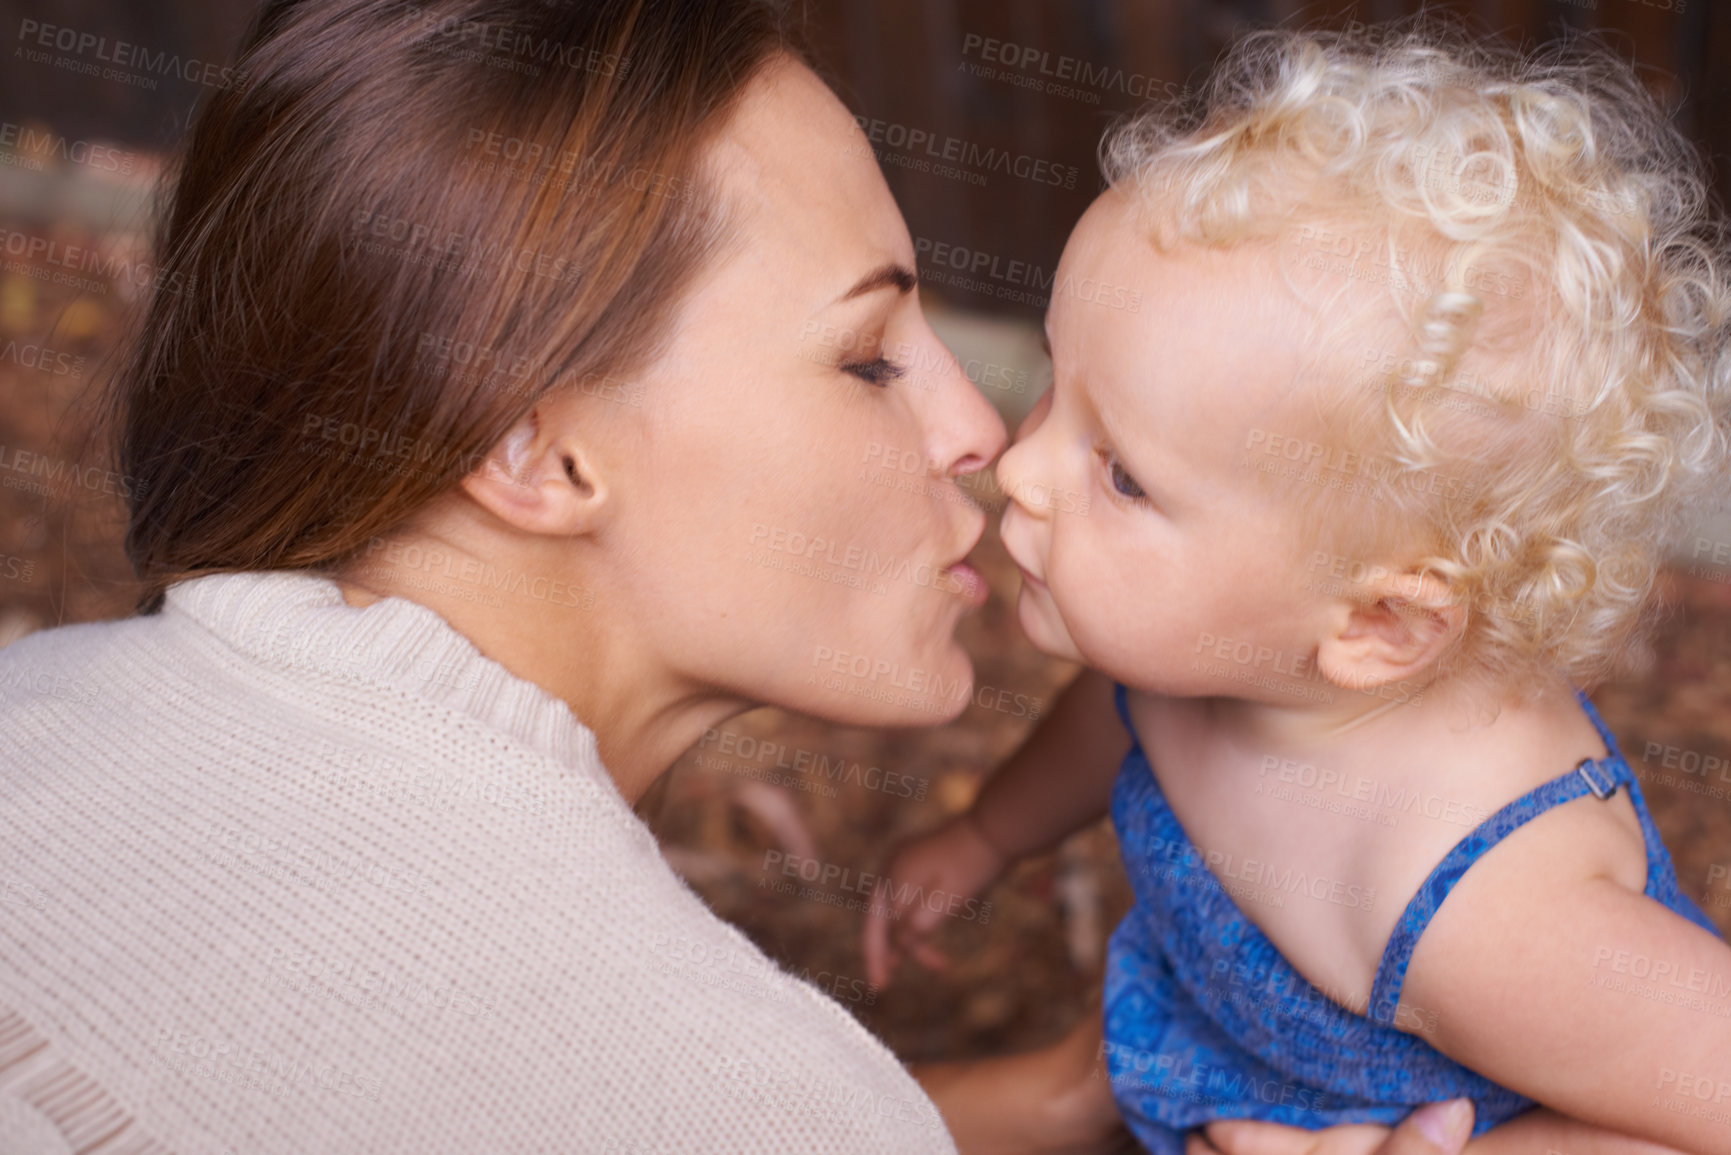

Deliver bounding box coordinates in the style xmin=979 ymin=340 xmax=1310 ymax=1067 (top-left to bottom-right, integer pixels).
xmin=1112 ymin=681 xmax=1135 ymax=733
xmin=1575 ymin=688 xmax=1621 ymax=750
xmin=1369 ymin=694 xmax=1634 ymax=1013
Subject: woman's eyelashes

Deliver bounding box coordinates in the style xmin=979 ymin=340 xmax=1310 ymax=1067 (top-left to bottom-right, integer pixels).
xmin=841 ymin=356 xmax=906 ymax=387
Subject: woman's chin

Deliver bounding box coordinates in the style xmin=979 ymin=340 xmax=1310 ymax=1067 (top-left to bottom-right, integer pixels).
xmin=787 ymin=643 xmax=974 ymax=729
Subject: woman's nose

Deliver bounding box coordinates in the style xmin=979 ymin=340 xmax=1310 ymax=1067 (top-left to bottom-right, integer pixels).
xmin=920 ymin=340 xmax=1007 ymax=479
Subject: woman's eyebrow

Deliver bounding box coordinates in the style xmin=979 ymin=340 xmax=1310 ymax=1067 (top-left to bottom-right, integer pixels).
xmin=835 ymin=262 xmax=916 ymax=303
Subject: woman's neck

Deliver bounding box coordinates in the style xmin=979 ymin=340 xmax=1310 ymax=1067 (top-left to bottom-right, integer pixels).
xmin=330 ymin=537 xmax=752 ymax=805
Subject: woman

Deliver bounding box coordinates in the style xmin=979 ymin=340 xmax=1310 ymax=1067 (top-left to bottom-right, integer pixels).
xmin=0 ymin=0 xmax=1472 ymax=1151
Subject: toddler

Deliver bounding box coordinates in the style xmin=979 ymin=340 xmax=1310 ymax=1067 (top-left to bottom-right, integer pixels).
xmin=872 ymin=24 xmax=1731 ymax=1155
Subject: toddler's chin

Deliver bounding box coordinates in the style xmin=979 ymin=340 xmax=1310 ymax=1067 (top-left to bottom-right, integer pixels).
xmin=1014 ymin=586 xmax=1083 ymax=664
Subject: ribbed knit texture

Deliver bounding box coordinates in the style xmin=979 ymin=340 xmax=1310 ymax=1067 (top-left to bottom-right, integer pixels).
xmin=0 ymin=570 xmax=955 ymax=1154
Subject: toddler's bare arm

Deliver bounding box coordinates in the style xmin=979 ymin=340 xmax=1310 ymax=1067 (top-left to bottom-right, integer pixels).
xmin=968 ymin=667 xmax=1132 ymax=860
xmin=1400 ymin=812 xmax=1731 ymax=1155
xmin=863 ymin=668 xmax=1132 ymax=987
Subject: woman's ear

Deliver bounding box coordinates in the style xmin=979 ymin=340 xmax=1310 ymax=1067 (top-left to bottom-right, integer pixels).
xmin=1314 ymin=569 xmax=1464 ymax=695
xmin=458 ymin=407 xmax=608 ymax=538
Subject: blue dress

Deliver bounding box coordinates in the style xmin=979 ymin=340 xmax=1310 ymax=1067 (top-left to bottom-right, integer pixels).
xmin=1103 ymin=685 xmax=1720 ymax=1154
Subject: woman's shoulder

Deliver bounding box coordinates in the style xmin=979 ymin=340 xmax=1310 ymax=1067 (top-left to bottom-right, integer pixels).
xmin=0 ymin=609 xmax=170 ymax=714
xmin=0 ymin=772 xmax=952 ymax=1153
xmin=0 ymin=594 xmax=953 ymax=1151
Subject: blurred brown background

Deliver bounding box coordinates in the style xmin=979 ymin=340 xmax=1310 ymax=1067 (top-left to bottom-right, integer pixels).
xmin=1 ymin=0 xmax=1727 ymax=1066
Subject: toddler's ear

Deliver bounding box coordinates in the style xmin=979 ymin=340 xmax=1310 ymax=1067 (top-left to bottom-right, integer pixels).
xmin=1314 ymin=570 xmax=1464 ymax=695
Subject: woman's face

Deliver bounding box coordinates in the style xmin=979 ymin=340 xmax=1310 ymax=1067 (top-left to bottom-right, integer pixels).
xmin=589 ymin=59 xmax=1006 ymax=727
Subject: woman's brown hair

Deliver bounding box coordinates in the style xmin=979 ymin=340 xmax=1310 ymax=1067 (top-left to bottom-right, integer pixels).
xmin=109 ymin=0 xmax=804 ymax=612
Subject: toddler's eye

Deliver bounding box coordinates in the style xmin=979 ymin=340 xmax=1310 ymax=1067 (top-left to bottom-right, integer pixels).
xmin=1102 ymin=450 xmax=1146 ymax=499
xmin=842 ymin=357 xmax=905 ymax=387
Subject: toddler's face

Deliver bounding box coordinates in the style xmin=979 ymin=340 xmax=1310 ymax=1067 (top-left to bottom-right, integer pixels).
xmin=996 ymin=189 xmax=1344 ymax=698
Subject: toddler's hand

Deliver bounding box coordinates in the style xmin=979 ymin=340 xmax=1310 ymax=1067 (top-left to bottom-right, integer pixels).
xmin=1196 ymin=1100 xmax=1474 ymax=1155
xmin=863 ymin=812 xmax=1009 ymax=989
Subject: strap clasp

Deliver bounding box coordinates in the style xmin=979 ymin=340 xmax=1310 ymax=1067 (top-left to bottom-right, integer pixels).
xmin=1577 ymin=759 xmax=1618 ymax=801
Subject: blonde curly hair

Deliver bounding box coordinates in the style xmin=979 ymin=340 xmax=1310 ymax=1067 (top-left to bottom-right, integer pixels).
xmin=1102 ymin=21 xmax=1731 ymax=692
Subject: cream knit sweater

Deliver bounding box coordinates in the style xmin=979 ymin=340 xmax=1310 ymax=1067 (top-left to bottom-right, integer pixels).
xmin=0 ymin=570 xmax=956 ymax=1154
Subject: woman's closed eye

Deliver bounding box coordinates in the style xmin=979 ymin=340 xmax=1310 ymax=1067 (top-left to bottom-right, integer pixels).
xmin=841 ymin=357 xmax=906 ymax=387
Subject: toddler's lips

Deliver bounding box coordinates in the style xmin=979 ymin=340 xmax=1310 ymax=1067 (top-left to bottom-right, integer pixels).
xmin=1013 ymin=562 xmax=1047 ymax=591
